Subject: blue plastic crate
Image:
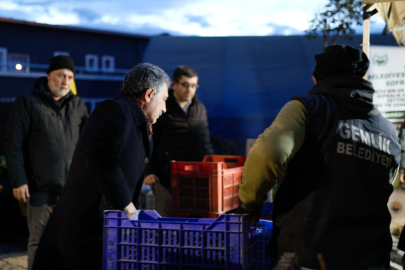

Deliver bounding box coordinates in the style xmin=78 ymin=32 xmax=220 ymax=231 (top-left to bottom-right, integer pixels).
xmin=103 ymin=210 xmax=258 ymax=270
xmin=256 ymin=220 xmax=273 ymax=270
xmin=260 ymin=202 xmax=273 ymax=221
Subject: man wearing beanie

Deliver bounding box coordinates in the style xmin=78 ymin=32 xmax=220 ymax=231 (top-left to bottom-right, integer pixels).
xmin=237 ymin=45 xmax=400 ymax=269
xmin=3 ymin=55 xmax=88 ymax=269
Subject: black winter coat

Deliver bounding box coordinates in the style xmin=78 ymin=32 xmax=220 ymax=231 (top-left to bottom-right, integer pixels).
xmin=3 ymin=77 xmax=88 ymax=197
xmin=398 ymin=121 xmax=405 ymax=173
xmin=149 ymin=90 xmax=213 ymax=189
xmin=32 ymin=93 xmax=153 ymax=270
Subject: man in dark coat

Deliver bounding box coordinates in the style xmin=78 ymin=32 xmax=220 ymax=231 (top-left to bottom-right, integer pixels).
xmin=3 ymin=55 xmax=88 ymax=270
xmin=143 ymin=65 xmax=213 ymax=217
xmin=32 ymin=63 xmax=170 ymax=270
xmin=238 ymin=45 xmax=400 ymax=269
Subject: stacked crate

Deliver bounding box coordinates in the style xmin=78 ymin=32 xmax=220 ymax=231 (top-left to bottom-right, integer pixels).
xmin=256 ymin=220 xmax=273 ymax=269
xmin=170 ymin=155 xmax=246 ymax=218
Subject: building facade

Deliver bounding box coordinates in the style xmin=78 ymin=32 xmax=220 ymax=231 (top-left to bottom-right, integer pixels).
xmin=0 ymin=17 xmax=151 ymax=155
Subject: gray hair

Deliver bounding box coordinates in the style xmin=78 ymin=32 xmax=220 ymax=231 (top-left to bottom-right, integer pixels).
xmin=120 ymin=63 xmax=170 ymax=98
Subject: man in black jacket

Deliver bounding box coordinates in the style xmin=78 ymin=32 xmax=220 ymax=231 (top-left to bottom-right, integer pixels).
xmin=238 ymin=45 xmax=400 ymax=269
xmin=144 ymin=65 xmax=213 ymax=217
xmin=3 ymin=55 xmax=88 ymax=270
xmin=32 ymin=63 xmax=170 ymax=270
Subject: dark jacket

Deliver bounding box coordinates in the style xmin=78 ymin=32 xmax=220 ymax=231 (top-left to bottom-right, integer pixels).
xmin=398 ymin=121 xmax=405 ymax=173
xmin=3 ymin=77 xmax=88 ymax=197
xmin=32 ymin=92 xmax=153 ymax=270
xmin=149 ymin=90 xmax=213 ymax=189
xmin=270 ymin=76 xmax=400 ymax=270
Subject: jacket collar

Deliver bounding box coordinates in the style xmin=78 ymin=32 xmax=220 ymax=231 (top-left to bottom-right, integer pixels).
xmin=114 ymin=92 xmax=148 ymax=126
xmin=309 ymin=76 xmax=379 ymax=118
xmin=114 ymin=92 xmax=153 ymax=157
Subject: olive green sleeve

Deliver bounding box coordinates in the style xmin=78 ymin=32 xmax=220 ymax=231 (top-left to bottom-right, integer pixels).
xmin=238 ymin=100 xmax=307 ymax=211
xmin=392 ymin=166 xmax=400 ymax=189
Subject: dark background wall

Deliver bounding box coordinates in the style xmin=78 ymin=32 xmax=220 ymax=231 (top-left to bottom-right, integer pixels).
xmin=143 ymin=34 xmax=399 ymax=154
xmin=0 ymin=21 xmax=147 ymax=67
xmin=0 ymin=18 xmax=150 ymax=98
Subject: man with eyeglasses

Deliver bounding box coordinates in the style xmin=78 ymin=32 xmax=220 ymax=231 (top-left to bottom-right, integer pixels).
xmin=144 ymin=65 xmax=213 ymax=217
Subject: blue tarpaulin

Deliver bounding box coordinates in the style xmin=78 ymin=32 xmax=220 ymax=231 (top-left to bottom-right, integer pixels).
xmin=143 ymin=34 xmax=397 ymax=155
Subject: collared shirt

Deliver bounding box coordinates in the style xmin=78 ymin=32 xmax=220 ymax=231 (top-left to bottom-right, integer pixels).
xmin=175 ymin=99 xmax=191 ymax=115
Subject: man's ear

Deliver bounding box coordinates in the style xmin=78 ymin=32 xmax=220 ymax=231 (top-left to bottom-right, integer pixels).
xmin=143 ymin=88 xmax=154 ymax=103
xmin=312 ymin=76 xmax=318 ymax=85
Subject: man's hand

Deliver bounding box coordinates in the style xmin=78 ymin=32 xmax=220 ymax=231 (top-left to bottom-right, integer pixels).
xmin=400 ymin=173 xmax=405 ymax=183
xmin=144 ymin=174 xmax=159 ymax=185
xmin=235 ymin=203 xmax=263 ymax=226
xmin=13 ymin=184 xmax=30 ymax=203
xmin=123 ymin=202 xmax=136 ymax=220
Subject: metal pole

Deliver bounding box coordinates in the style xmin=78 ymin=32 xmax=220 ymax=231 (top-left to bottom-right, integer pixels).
xmin=363 ymin=4 xmax=371 ymax=80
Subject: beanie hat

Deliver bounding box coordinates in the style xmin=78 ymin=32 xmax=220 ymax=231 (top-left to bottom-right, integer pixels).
xmin=47 ymin=55 xmax=75 ymax=74
xmin=313 ymin=44 xmax=369 ymax=81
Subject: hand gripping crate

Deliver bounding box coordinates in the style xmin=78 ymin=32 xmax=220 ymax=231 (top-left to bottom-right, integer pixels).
xmin=171 ymin=211 xmax=274 ymax=268
xmin=103 ymin=210 xmax=257 ymax=270
xmin=171 ymin=155 xmax=246 ymax=214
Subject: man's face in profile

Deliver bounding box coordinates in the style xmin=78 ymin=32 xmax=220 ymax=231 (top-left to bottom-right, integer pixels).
xmin=144 ymin=83 xmax=169 ymax=124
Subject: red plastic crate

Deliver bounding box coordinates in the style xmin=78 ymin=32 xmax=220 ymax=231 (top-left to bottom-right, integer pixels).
xmin=171 ymin=155 xmax=246 ymax=213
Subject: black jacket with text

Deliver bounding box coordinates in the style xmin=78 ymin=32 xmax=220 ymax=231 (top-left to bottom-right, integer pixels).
xmin=270 ymin=76 xmax=400 ymax=270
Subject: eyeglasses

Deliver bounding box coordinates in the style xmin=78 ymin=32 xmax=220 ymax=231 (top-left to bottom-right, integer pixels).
xmin=179 ymin=82 xmax=199 ymax=89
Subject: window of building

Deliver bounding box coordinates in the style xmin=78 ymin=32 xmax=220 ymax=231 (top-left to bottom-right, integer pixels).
xmin=0 ymin=48 xmax=7 ymax=72
xmin=85 ymin=54 xmax=99 ymax=72
xmin=53 ymin=51 xmax=70 ymax=56
xmin=7 ymin=53 xmax=30 ymax=72
xmin=101 ymin=55 xmax=115 ymax=73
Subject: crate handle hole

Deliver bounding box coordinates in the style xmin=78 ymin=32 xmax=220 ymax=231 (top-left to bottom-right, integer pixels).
xmin=185 ymin=165 xmax=200 ymax=171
